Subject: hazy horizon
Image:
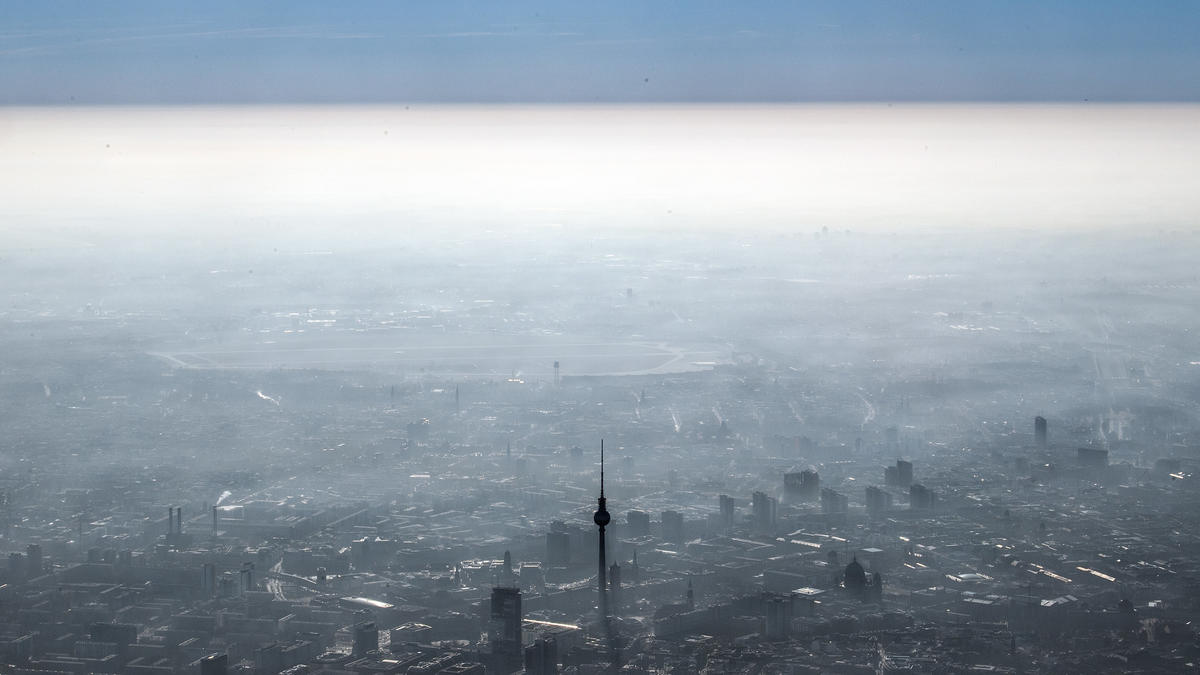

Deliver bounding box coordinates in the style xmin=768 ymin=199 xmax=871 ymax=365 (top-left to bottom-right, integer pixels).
xmin=3 ymin=103 xmax=1198 ymax=249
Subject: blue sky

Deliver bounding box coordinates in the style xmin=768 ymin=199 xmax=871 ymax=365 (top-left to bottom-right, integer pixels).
xmin=2 ymin=1 xmax=1199 ymax=103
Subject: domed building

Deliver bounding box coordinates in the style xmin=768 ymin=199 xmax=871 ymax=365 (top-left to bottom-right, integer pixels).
xmin=843 ymin=556 xmax=883 ymax=603
xmin=844 ymin=557 xmax=867 ymax=596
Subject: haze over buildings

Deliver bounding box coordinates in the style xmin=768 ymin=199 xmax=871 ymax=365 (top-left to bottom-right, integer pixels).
xmin=2 ymin=2 xmax=1200 ymax=674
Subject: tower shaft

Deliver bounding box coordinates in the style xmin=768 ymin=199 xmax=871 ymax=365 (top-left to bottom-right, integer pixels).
xmin=598 ymin=523 xmax=607 ymax=617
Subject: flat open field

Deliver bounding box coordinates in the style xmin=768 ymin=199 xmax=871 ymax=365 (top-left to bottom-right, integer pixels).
xmin=150 ymin=333 xmax=728 ymax=378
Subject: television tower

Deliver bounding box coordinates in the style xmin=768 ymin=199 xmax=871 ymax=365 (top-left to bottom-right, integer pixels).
xmin=594 ymin=439 xmax=610 ymax=620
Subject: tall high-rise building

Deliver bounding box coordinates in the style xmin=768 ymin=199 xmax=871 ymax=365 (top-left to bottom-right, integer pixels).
xmin=490 ymin=587 xmax=522 ymax=643
xmin=865 ymin=486 xmax=893 ymax=518
xmin=1035 ymin=416 xmax=1048 ymax=448
xmin=896 ymin=460 xmax=913 ymax=488
xmin=352 ymin=621 xmax=378 ymax=657
xmin=490 ymin=587 xmax=523 ymax=670
xmin=524 ymin=637 xmax=558 ymax=675
xmin=201 ymin=563 xmax=217 ymax=597
xmin=783 ymin=472 xmax=803 ymax=503
xmin=800 ymin=470 xmax=820 ymax=501
xmin=784 ymin=470 xmax=820 ymax=503
xmin=820 ymin=488 xmax=848 ymax=515
xmin=626 ymin=510 xmax=650 ymax=537
xmin=718 ymin=494 xmax=736 ymax=529
xmin=661 ymin=510 xmax=684 ymax=544
xmin=764 ymin=595 xmax=794 ymax=640
xmin=910 ymin=484 xmax=936 ymax=509
xmin=238 ymin=562 xmax=254 ymax=595
xmin=751 ymin=492 xmax=777 ymax=533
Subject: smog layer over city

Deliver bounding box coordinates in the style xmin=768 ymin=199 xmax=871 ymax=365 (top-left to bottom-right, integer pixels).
xmin=3 ymin=3 xmax=1200 ymax=674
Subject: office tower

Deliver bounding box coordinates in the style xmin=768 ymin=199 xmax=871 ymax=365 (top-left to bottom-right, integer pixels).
xmin=1035 ymin=416 xmax=1048 ymax=447
xmin=764 ymin=595 xmax=793 ymax=640
xmin=719 ymin=494 xmax=735 ymax=529
xmin=784 ymin=470 xmax=819 ymax=503
xmin=820 ymin=488 xmax=848 ymax=515
xmin=201 ymin=563 xmax=217 ymax=597
xmin=910 ymin=483 xmax=936 ymax=509
xmin=784 ymin=472 xmax=803 ymax=503
xmin=752 ymin=492 xmax=777 ymax=533
xmin=352 ymin=621 xmax=378 ymax=657
xmin=490 ymin=587 xmax=523 ymax=670
xmin=524 ymin=637 xmax=558 ymax=675
xmin=800 ymin=470 xmax=820 ymax=501
xmin=626 ymin=510 xmax=650 ymax=537
xmin=238 ymin=562 xmax=254 ymax=595
xmin=896 ymin=460 xmax=913 ymax=487
xmin=661 ymin=510 xmax=684 ymax=544
xmin=865 ymin=486 xmax=893 ymax=518
xmin=594 ymin=440 xmax=611 ymax=619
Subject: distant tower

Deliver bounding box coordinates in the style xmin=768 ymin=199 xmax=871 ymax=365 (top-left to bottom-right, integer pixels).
xmin=455 ymin=385 xmax=460 ymax=413
xmin=1035 ymin=416 xmax=1048 ymax=448
xmin=609 ymin=562 xmax=621 ymax=614
xmin=751 ymin=491 xmax=777 ymax=533
xmin=553 ymin=361 xmax=560 ymax=386
xmin=685 ymin=577 xmax=695 ymax=611
xmin=594 ymin=440 xmax=611 ymax=619
xmin=718 ymin=494 xmax=735 ymax=529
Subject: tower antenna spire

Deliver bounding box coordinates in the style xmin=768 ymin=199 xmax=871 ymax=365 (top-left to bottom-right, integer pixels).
xmin=600 ymin=439 xmax=605 ymax=499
